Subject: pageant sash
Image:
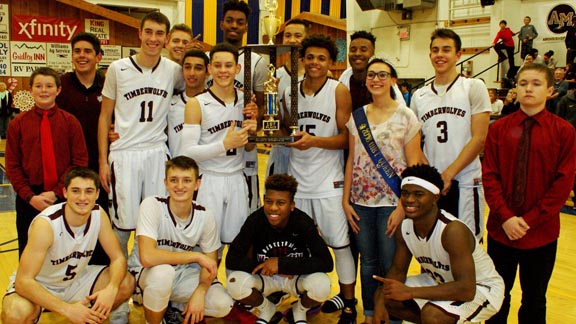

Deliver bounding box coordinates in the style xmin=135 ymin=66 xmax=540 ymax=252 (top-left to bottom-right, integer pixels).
xmin=353 ymin=108 xmax=402 ymax=197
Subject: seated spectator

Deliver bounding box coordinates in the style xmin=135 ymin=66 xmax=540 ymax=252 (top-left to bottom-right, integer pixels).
xmin=547 ymin=67 xmax=568 ymax=112
xmin=489 ymin=88 xmax=504 ymax=116
xmin=226 ymin=174 xmax=334 ymax=324
xmin=543 ymin=50 xmax=557 ymax=70
xmin=501 ymin=89 xmax=520 ymax=116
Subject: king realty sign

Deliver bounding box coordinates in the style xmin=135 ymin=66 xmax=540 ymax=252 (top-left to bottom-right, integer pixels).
xmin=12 ymin=15 xmax=81 ymax=42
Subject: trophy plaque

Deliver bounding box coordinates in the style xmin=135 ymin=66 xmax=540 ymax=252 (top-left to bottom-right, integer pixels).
xmin=244 ymin=44 xmax=300 ymax=144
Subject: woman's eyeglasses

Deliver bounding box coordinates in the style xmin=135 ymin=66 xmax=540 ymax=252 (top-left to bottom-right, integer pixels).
xmin=366 ymin=71 xmax=391 ymax=80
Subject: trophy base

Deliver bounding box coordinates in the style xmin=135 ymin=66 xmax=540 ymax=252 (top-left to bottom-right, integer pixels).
xmin=249 ymin=135 xmax=298 ymax=144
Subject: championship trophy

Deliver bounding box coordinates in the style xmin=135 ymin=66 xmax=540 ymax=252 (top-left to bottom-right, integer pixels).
xmin=263 ymin=0 xmax=281 ymax=45
xmin=243 ymin=1 xmax=299 ymax=144
xmin=263 ymin=64 xmax=280 ymax=135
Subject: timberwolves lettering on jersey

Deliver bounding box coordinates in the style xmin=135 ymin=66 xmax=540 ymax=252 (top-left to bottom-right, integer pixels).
xmin=123 ymin=87 xmax=169 ymax=100
xmin=207 ymin=119 xmax=244 ymax=134
xmin=420 ymin=107 xmax=466 ymax=122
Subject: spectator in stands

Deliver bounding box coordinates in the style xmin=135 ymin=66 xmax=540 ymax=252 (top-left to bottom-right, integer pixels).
xmin=547 ymin=67 xmax=568 ymax=112
xmin=501 ymin=89 xmax=520 ymax=116
xmin=493 ymin=20 xmax=516 ymax=79
xmin=489 ymin=88 xmax=503 ymax=116
xmin=543 ymin=50 xmax=557 ymax=70
xmin=565 ymin=16 xmax=576 ymax=65
xmin=518 ymin=16 xmax=538 ymax=59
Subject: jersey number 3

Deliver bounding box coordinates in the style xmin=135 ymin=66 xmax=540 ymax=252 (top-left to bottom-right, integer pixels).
xmin=437 ymin=121 xmax=448 ymax=143
xmin=140 ymin=101 xmax=154 ymax=122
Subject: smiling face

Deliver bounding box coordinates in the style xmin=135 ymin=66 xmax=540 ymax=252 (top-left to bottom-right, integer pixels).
xmin=208 ymin=51 xmax=240 ymax=88
xmin=64 ymin=177 xmax=99 ymax=218
xmin=303 ymin=46 xmax=332 ymax=80
xmin=164 ymin=167 xmax=200 ymax=203
xmin=429 ymin=37 xmax=461 ymax=76
xmin=283 ymin=23 xmax=307 ymax=46
xmin=167 ymin=30 xmax=193 ymax=63
xmin=220 ymin=10 xmax=247 ymax=46
xmin=182 ymin=56 xmax=208 ymax=92
xmin=365 ymin=62 xmax=393 ymax=97
xmin=348 ymin=37 xmax=374 ymax=73
xmin=263 ymin=189 xmax=295 ymax=229
xmin=400 ymin=184 xmax=438 ymax=220
xmin=139 ymin=20 xmax=169 ymax=58
xmin=31 ymin=75 xmax=61 ymax=109
xmin=72 ymin=40 xmax=101 ymax=75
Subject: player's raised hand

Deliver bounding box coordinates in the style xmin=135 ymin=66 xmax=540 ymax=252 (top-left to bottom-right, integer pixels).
xmin=223 ymin=120 xmax=248 ymax=150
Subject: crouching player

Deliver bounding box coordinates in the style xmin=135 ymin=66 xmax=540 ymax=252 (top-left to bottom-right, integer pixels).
xmin=226 ymin=174 xmax=334 ymax=324
xmin=127 ymin=156 xmax=234 ymax=324
xmin=373 ymin=164 xmax=504 ymax=324
xmin=2 ymin=167 xmax=134 ymax=324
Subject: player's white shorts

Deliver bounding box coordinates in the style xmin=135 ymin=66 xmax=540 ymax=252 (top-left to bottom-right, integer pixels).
xmin=244 ymin=149 xmax=261 ymax=213
xmin=295 ymin=196 xmax=349 ymax=248
xmin=266 ymin=146 xmax=290 ymax=177
xmin=133 ymin=264 xmax=233 ymax=316
xmin=196 ymin=170 xmax=250 ymax=244
xmin=109 ymin=144 xmax=169 ymax=230
xmin=406 ymin=274 xmax=504 ymax=323
xmin=5 ymin=265 xmax=106 ymax=303
xmin=227 ymin=271 xmax=331 ymax=303
xmin=458 ymin=182 xmax=485 ymax=241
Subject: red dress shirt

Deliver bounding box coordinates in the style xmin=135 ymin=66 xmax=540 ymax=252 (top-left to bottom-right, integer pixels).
xmin=5 ymin=106 xmax=88 ymax=200
xmin=482 ymin=109 xmax=576 ymax=249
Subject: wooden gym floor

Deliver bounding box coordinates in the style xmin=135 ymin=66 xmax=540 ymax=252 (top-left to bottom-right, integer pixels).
xmin=0 ymin=143 xmax=574 ymax=323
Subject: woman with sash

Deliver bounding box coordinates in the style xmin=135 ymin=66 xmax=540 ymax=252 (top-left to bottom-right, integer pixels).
xmin=343 ymin=58 xmax=426 ymax=324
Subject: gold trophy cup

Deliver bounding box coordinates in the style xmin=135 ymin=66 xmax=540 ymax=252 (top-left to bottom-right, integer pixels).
xmin=263 ymin=0 xmax=281 ymax=45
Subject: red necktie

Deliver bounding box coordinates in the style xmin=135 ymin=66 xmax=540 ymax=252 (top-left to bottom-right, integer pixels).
xmin=511 ymin=117 xmax=535 ymax=210
xmin=41 ymin=110 xmax=58 ymax=191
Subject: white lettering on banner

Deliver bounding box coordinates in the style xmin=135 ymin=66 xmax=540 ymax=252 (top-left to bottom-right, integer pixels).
xmin=17 ymin=19 xmax=78 ymax=41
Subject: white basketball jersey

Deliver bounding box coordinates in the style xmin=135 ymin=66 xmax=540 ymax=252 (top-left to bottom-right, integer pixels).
xmin=277 ymin=65 xmax=304 ymax=117
xmin=287 ymin=78 xmax=344 ymax=198
xmin=33 ymin=203 xmax=101 ymax=291
xmin=168 ymin=92 xmax=189 ymax=157
xmin=195 ymin=89 xmax=246 ymax=173
xmin=102 ymin=56 xmax=184 ymax=151
xmin=401 ymin=211 xmax=502 ymax=305
xmin=410 ymin=76 xmax=490 ymax=184
xmin=129 ymin=196 xmax=221 ymax=271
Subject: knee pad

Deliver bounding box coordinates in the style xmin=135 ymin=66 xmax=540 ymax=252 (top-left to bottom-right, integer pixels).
xmin=227 ymin=271 xmax=257 ymax=300
xmin=333 ymin=247 xmax=356 ymax=284
xmin=299 ymin=273 xmax=331 ymax=302
xmin=205 ymin=283 xmax=234 ymax=318
xmin=142 ymin=264 xmax=176 ymax=312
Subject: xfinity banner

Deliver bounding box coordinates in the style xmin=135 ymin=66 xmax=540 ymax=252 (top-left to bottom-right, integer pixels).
xmin=12 ymin=15 xmax=81 ymax=43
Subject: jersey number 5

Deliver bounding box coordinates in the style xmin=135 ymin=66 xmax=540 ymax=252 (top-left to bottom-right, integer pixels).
xmin=139 ymin=101 xmax=154 ymax=122
xmin=437 ymin=121 xmax=448 ymax=143
xmin=63 ymin=264 xmax=78 ymax=281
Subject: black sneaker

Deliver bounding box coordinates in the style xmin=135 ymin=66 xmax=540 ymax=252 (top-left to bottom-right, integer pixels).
xmin=337 ymin=306 xmax=357 ymax=324
xmin=321 ymin=294 xmax=358 ymax=313
xmin=164 ymin=303 xmax=184 ymax=324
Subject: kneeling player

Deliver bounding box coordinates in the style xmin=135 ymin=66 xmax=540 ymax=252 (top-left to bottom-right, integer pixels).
xmin=226 ymin=174 xmax=334 ymax=324
xmin=373 ymin=164 xmax=504 ymax=324
xmin=2 ymin=167 xmax=134 ymax=324
xmin=128 ymin=156 xmax=234 ymax=324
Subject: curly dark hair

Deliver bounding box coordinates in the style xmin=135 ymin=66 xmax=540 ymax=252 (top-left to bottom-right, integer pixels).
xmin=265 ymin=174 xmax=298 ymax=201
xmin=350 ymin=30 xmax=376 ymax=48
xmin=300 ymin=34 xmax=338 ymax=62
xmin=223 ymin=0 xmax=251 ymax=19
